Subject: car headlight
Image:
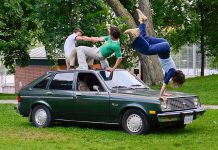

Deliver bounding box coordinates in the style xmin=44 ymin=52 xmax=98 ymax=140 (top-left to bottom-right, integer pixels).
xmin=193 ymin=97 xmax=200 ymax=107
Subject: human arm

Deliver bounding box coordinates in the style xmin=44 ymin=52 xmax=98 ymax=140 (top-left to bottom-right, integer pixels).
xmin=106 ymin=58 xmax=122 ymax=72
xmin=76 ymin=36 xmax=106 ymax=43
xmin=89 ymin=37 xmax=106 ymax=42
xmin=76 ymin=36 xmax=96 ymax=42
xmin=159 ymin=68 xmax=176 ymax=97
xmin=159 ymin=83 xmax=172 ymax=98
xmin=160 ymin=83 xmax=167 ymax=97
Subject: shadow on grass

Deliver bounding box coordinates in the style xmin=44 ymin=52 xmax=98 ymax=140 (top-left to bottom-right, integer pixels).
xmin=18 ymin=120 xmax=198 ymax=135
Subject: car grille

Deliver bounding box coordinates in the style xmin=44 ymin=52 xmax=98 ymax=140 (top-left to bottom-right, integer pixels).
xmin=167 ymin=97 xmax=195 ymax=111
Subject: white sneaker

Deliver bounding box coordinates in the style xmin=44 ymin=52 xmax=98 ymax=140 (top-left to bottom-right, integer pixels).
xmin=76 ymin=67 xmax=88 ymax=70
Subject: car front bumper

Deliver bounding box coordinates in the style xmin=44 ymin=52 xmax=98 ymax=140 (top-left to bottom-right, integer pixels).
xmin=157 ymin=107 xmax=206 ymax=123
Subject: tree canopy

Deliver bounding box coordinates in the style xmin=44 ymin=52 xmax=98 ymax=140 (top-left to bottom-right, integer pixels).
xmin=0 ymin=0 xmax=38 ymax=73
xmin=150 ymin=0 xmax=218 ymax=75
xmin=0 ymin=0 xmax=217 ymax=77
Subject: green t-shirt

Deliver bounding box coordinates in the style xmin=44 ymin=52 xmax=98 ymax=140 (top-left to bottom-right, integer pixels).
xmin=99 ymin=36 xmax=122 ymax=58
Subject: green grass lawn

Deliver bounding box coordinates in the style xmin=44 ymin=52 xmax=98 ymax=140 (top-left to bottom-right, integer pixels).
xmin=0 ymin=104 xmax=217 ymax=150
xmin=0 ymin=93 xmax=17 ymax=100
xmin=151 ymin=74 xmax=218 ymax=105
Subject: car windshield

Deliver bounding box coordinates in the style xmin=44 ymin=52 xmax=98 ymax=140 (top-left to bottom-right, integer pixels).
xmin=98 ymin=70 xmax=149 ymax=89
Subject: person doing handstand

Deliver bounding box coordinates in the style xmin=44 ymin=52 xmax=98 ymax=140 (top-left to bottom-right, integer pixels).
xmin=124 ymin=9 xmax=185 ymax=99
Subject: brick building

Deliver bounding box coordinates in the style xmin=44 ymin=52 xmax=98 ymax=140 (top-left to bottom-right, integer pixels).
xmin=15 ymin=47 xmax=65 ymax=93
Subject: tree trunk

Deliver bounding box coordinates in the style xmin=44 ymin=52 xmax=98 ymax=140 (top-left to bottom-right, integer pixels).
xmin=106 ymin=0 xmax=163 ymax=85
xmin=200 ymin=2 xmax=205 ymax=76
xmin=200 ymin=30 xmax=205 ymax=76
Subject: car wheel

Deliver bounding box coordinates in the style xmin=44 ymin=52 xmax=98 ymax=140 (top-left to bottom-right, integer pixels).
xmin=31 ymin=105 xmax=53 ymax=127
xmin=122 ymin=109 xmax=150 ymax=135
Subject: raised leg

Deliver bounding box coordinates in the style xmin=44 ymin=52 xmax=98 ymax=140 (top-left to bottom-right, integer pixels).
xmin=148 ymin=37 xmax=167 ymax=44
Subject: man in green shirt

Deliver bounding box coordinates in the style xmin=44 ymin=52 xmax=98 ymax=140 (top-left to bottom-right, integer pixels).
xmin=76 ymin=25 xmax=122 ymax=72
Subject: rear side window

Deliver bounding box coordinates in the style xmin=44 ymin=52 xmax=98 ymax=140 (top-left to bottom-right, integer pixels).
xmin=49 ymin=73 xmax=74 ymax=90
xmin=33 ymin=75 xmax=52 ymax=89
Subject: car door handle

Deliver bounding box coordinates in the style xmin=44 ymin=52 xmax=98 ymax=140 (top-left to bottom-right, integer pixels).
xmin=46 ymin=92 xmax=53 ymax=95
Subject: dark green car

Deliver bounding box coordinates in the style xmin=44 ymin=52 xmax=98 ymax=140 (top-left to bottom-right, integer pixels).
xmin=16 ymin=69 xmax=205 ymax=134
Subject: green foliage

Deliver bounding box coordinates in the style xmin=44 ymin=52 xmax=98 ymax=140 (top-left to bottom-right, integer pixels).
xmin=0 ymin=0 xmax=39 ymax=74
xmin=150 ymin=0 xmax=218 ymax=59
xmin=120 ymin=0 xmax=137 ymax=13
xmin=199 ymin=0 xmax=218 ymax=59
xmin=34 ymin=0 xmax=137 ymax=68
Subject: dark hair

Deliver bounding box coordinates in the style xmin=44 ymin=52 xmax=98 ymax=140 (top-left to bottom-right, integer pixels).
xmin=74 ymin=28 xmax=84 ymax=35
xmin=109 ymin=25 xmax=120 ymax=39
xmin=172 ymin=70 xmax=185 ymax=87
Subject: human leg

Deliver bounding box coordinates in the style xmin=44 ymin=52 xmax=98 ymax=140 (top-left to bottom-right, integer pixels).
xmin=65 ymin=57 xmax=71 ymax=70
xmin=148 ymin=37 xmax=167 ymax=44
xmin=146 ymin=42 xmax=170 ymax=56
xmin=136 ymin=9 xmax=147 ymax=23
xmin=77 ymin=46 xmax=99 ymax=69
xmin=69 ymin=47 xmax=77 ymax=67
xmin=100 ymin=59 xmax=109 ymax=69
xmin=131 ymin=36 xmax=150 ymax=54
xmin=86 ymin=56 xmax=94 ymax=66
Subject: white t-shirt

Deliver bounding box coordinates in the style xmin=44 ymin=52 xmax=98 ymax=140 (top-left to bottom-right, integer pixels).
xmin=159 ymin=56 xmax=176 ymax=73
xmin=64 ymin=33 xmax=77 ymax=57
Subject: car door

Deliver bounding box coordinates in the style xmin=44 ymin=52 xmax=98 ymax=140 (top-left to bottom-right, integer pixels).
xmin=74 ymin=72 xmax=110 ymax=122
xmin=45 ymin=72 xmax=76 ymax=120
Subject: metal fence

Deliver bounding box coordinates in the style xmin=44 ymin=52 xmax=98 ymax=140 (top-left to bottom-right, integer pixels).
xmin=0 ymin=67 xmax=15 ymax=94
xmin=171 ymin=44 xmax=218 ymax=77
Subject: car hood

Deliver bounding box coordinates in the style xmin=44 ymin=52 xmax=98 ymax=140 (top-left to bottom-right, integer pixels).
xmin=110 ymin=88 xmax=195 ymax=99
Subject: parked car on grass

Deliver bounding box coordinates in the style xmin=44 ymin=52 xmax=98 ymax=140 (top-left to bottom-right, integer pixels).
xmin=16 ymin=69 xmax=205 ymax=134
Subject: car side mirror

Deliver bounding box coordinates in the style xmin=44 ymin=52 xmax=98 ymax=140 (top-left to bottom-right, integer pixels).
xmin=93 ymin=85 xmax=100 ymax=94
xmin=134 ymin=69 xmax=139 ymax=76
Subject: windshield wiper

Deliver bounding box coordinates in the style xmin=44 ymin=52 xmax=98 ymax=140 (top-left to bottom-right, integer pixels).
xmin=130 ymin=84 xmax=149 ymax=89
xmin=112 ymin=86 xmax=128 ymax=89
xmin=130 ymin=84 xmax=142 ymax=87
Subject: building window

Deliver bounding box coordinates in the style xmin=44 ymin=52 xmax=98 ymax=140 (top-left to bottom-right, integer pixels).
xmin=49 ymin=73 xmax=74 ymax=90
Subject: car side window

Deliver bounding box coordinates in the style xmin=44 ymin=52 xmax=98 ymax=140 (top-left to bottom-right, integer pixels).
xmin=33 ymin=75 xmax=52 ymax=89
xmin=49 ymin=73 xmax=74 ymax=90
xmin=77 ymin=73 xmax=105 ymax=92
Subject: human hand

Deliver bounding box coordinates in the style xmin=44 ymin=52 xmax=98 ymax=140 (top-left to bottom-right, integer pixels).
xmin=163 ymin=93 xmax=172 ymax=96
xmin=106 ymin=67 xmax=114 ymax=72
xmin=159 ymin=96 xmax=167 ymax=102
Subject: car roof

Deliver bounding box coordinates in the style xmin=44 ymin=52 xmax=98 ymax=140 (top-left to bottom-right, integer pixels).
xmin=47 ymin=69 xmax=126 ymax=74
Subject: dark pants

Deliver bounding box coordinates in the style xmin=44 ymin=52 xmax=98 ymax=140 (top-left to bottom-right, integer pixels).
xmin=131 ymin=24 xmax=170 ymax=59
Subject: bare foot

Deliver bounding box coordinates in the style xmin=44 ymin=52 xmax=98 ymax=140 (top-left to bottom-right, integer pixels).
xmin=136 ymin=9 xmax=147 ymax=23
xmin=124 ymin=28 xmax=140 ymax=37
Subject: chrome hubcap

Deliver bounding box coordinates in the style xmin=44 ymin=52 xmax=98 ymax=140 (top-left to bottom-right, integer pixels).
xmin=35 ymin=109 xmax=47 ymax=126
xmin=127 ymin=114 xmax=143 ymax=133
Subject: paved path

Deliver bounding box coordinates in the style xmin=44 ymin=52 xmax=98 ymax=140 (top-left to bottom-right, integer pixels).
xmin=0 ymin=100 xmax=218 ymax=110
xmin=0 ymin=100 xmax=18 ymax=104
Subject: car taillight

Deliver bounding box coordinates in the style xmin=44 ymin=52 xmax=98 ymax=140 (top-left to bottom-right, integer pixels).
xmin=17 ymin=96 xmax=21 ymax=103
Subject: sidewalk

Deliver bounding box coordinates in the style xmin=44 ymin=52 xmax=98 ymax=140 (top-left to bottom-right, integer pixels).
xmin=0 ymin=100 xmax=218 ymax=110
xmin=0 ymin=100 xmax=18 ymax=104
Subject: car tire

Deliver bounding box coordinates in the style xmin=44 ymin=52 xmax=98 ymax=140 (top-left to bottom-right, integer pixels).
xmin=31 ymin=105 xmax=53 ymax=127
xmin=122 ymin=109 xmax=150 ymax=135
